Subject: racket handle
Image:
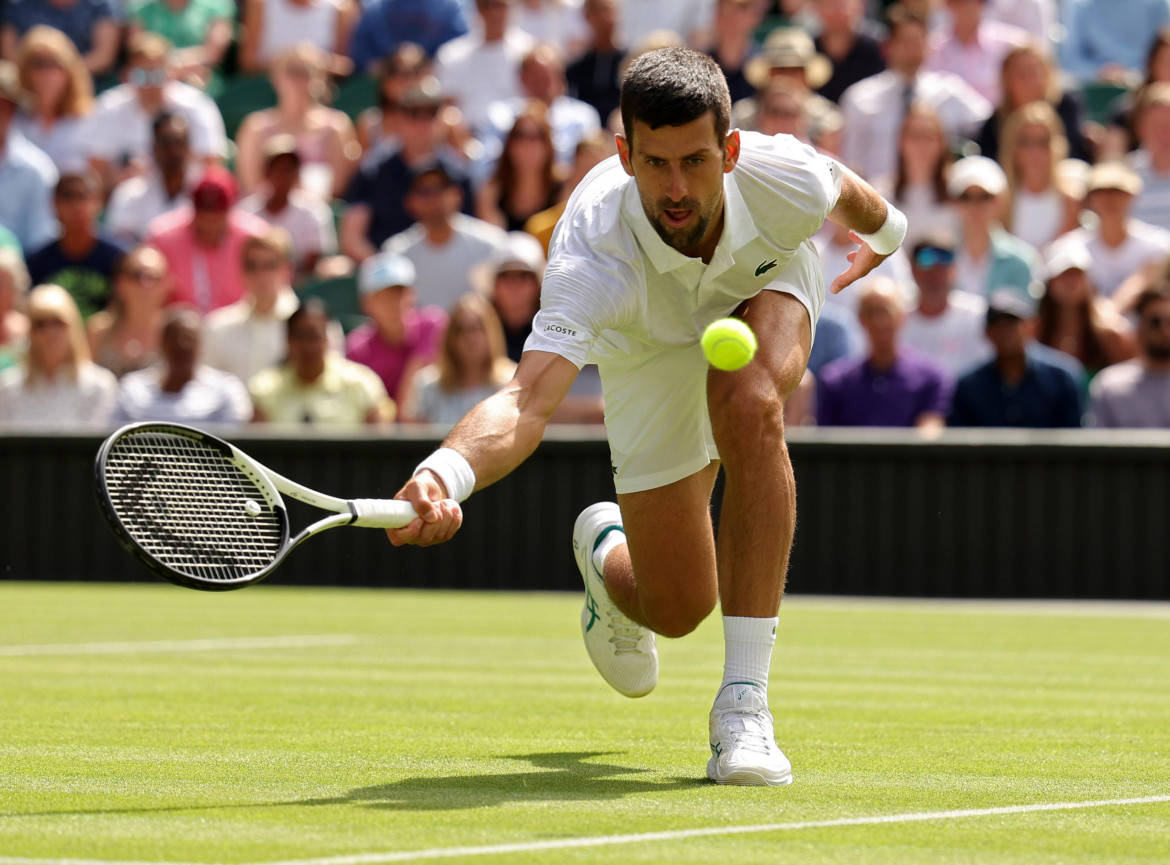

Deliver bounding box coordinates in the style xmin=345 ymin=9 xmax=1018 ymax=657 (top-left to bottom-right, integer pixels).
xmin=350 ymin=498 xmax=419 ymax=529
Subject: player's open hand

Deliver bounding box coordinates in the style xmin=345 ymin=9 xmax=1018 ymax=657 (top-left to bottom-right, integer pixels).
xmin=387 ymin=471 xmax=463 ymax=547
xmin=829 ymin=231 xmax=891 ymax=294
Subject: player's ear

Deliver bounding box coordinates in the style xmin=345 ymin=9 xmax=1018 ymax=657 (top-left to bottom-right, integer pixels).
xmin=723 ymin=129 xmax=740 ymax=173
xmin=616 ymin=134 xmax=635 ymax=177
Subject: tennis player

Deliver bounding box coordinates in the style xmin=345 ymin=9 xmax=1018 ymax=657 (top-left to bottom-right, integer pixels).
xmin=390 ymin=47 xmax=906 ymax=786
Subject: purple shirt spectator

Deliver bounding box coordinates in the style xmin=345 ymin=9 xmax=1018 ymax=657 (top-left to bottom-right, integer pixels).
xmin=345 ymin=306 xmax=445 ymax=405
xmin=816 ymin=349 xmax=951 ymax=427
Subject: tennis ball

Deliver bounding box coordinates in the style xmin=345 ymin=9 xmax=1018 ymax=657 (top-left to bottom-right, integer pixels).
xmin=701 ymin=318 xmax=758 ymax=371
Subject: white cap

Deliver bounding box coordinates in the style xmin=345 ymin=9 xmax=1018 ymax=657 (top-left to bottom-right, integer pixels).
xmin=1044 ymin=243 xmax=1092 ymax=280
xmin=947 ymin=155 xmax=1008 ymax=199
xmin=358 ymin=252 xmax=416 ymax=295
xmin=472 ymin=232 xmax=547 ymax=293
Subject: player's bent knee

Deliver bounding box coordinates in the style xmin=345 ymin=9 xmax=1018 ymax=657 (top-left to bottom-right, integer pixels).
xmin=709 ymin=376 xmax=787 ymax=444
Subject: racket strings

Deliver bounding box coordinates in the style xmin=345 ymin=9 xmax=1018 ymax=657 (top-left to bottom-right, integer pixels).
xmin=103 ymin=431 xmax=285 ymax=581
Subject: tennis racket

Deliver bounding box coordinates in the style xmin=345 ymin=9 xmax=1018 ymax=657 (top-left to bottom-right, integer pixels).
xmin=94 ymin=422 xmax=419 ymax=591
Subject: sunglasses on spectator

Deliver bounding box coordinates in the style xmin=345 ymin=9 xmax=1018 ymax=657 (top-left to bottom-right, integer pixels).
xmin=404 ymin=106 xmax=440 ymax=119
xmin=126 ymin=268 xmax=163 ymax=283
xmin=957 ymin=191 xmax=994 ymax=204
xmin=30 ymin=317 xmax=66 ymax=330
xmin=914 ymin=247 xmax=954 ymax=268
xmin=1017 ymin=134 xmax=1051 ymax=148
xmin=28 ymin=55 xmax=63 ymax=71
xmin=128 ymin=67 xmax=168 ymax=87
xmin=244 ymin=257 xmax=282 ymax=272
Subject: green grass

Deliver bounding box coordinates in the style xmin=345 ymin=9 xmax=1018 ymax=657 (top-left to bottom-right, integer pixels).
xmin=1 ymin=582 xmax=1168 ymax=864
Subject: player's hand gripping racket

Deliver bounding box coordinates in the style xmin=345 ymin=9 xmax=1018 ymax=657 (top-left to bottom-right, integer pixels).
xmin=94 ymin=422 xmax=418 ymax=591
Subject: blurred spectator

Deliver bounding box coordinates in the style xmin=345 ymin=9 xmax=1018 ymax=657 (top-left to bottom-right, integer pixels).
xmin=0 ymin=283 xmax=116 ymax=426
xmin=807 ymin=302 xmax=864 ymax=376
xmin=87 ymin=34 xmax=227 ymax=188
xmin=384 ymin=163 xmax=509 ymax=311
xmin=355 ymin=42 xmax=429 ymax=155
xmin=707 ymin=0 xmax=767 ymax=105
xmin=513 ymin=0 xmax=589 ymax=55
xmin=26 ymin=171 xmax=125 ymax=319
xmin=348 ymin=0 xmax=469 ymax=75
xmin=400 ymin=292 xmax=515 ymax=424
xmin=565 ymin=0 xmax=624 ymax=125
xmin=86 ymin=245 xmax=170 ymax=378
xmin=203 ymin=228 xmax=342 ymax=382
xmin=238 ymin=135 xmax=337 ymax=276
xmin=735 ymin=28 xmax=839 ymax=146
xmin=110 ymin=306 xmax=252 ymax=425
xmin=622 ymin=0 xmax=714 ymax=49
xmin=948 ymin=288 xmax=1083 ymax=427
xmin=815 ymin=218 xmax=914 ymax=315
xmin=0 ymin=60 xmax=58 ymax=254
xmin=975 ymin=43 xmax=1092 ymax=165
xmin=12 ymin=26 xmax=93 ymax=172
xmin=1036 ymin=244 xmax=1135 ymax=379
xmin=239 ymin=0 xmax=359 ymax=77
xmin=901 ymin=235 xmax=994 ymax=379
xmin=235 ymin=44 xmax=359 ymax=201
xmin=1127 ymin=82 xmax=1170 ymax=230
xmin=1103 ymin=29 xmax=1170 ymax=158
xmin=0 ymin=0 xmax=119 ymax=78
xmin=747 ymin=79 xmax=809 ymax=140
xmin=924 ymin=0 xmax=1028 ymax=105
xmin=340 ymin=78 xmax=474 ymax=262
xmin=947 ymin=155 xmax=1041 ymax=297
xmin=477 ymin=104 xmax=565 ymax=231
xmin=983 ymin=0 xmax=1055 ymax=45
xmin=127 ymin=0 xmax=235 ymax=90
xmin=817 ymin=277 xmax=950 ymax=428
xmin=346 ymin=250 xmax=445 ymax=405
xmin=524 ymin=129 xmax=614 ymax=252
xmin=147 ymin=166 xmax=269 ymax=313
xmin=1059 ymin=0 xmax=1170 ymax=86
xmin=812 ymin=0 xmax=887 ymax=105
xmin=435 ymin=0 xmax=534 ymax=130
xmin=998 ymin=101 xmax=1080 ymax=251
xmin=1048 ymin=161 xmax=1170 ymax=300
xmin=476 ymin=231 xmax=544 ymax=361
xmin=0 ymin=249 xmax=30 ymax=371
xmin=104 ymin=112 xmax=198 ymax=246
xmin=249 ymin=298 xmax=394 ymax=425
xmin=1088 ymin=279 xmax=1170 ymax=426
xmin=874 ymin=101 xmax=957 ymax=249
xmin=839 ymin=4 xmax=991 ymax=182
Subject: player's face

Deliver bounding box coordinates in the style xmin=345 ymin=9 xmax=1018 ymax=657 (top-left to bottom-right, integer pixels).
xmin=618 ymin=114 xmax=739 ymax=261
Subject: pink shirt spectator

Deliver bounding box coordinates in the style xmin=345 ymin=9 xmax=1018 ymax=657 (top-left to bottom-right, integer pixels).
xmin=926 ymin=20 xmax=1030 ymax=104
xmin=345 ymin=306 xmax=447 ymax=404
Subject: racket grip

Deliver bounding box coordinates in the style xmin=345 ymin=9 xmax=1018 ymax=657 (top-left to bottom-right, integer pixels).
xmin=350 ymin=498 xmax=419 ymax=528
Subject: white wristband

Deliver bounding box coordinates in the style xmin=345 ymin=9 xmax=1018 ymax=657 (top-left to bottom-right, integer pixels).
xmin=414 ymin=448 xmax=476 ymax=503
xmin=857 ymin=203 xmax=908 ymax=256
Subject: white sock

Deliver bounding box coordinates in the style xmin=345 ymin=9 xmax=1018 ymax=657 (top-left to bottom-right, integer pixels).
xmin=721 ymin=615 xmax=778 ymax=693
xmin=591 ymin=526 xmax=626 ymax=582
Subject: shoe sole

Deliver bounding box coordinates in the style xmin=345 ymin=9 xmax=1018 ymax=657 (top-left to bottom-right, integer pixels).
xmin=706 ymin=758 xmax=793 ymax=786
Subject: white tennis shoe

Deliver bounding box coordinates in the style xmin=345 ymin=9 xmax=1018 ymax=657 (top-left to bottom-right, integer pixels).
xmin=572 ymin=502 xmax=657 ymax=698
xmin=707 ymin=683 xmax=793 ymax=786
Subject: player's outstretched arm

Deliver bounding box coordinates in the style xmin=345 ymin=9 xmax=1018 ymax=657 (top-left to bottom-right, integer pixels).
xmin=388 ymin=350 xmax=580 ymax=547
xmin=825 ymin=163 xmax=908 ymax=295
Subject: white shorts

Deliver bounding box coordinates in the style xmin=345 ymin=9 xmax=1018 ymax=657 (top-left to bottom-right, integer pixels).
xmin=601 ymin=240 xmax=825 ymax=494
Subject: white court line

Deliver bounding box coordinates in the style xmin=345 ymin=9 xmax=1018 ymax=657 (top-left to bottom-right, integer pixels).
xmin=0 ymin=635 xmax=366 ymax=657
xmin=1 ymin=794 xmax=1166 ymax=865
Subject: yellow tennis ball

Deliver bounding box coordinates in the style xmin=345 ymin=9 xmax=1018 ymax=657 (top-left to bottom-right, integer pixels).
xmin=701 ymin=318 xmax=758 ymax=371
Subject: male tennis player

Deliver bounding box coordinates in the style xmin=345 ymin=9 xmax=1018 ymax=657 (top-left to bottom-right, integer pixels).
xmin=390 ymin=47 xmax=906 ymax=786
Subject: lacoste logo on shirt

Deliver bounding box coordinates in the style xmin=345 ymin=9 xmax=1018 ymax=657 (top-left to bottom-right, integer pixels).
xmin=755 ymin=259 xmax=778 ymax=277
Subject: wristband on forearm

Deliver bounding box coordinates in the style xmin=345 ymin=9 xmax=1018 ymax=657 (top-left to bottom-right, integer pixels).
xmin=857 ymin=203 xmax=908 ymax=256
xmin=414 ymin=448 xmax=476 ymax=502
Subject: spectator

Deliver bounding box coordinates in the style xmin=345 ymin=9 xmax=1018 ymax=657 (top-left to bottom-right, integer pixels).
xmin=87 ymin=33 xmax=227 ymax=188
xmin=347 ymin=0 xmax=469 ymax=75
xmin=384 ymin=163 xmax=509 ymax=311
xmin=748 ymin=78 xmax=811 ymax=141
xmin=0 ymin=60 xmax=58 ymax=255
xmin=735 ymin=28 xmax=839 ymax=147
xmin=355 ymin=42 xmax=430 ymax=155
xmin=0 ymin=249 xmax=30 ymax=372
xmin=1103 ymin=29 xmax=1170 ymax=158
xmin=239 ymin=0 xmax=360 ymax=77
xmin=104 ymin=111 xmax=199 ymax=246
xmin=807 ymin=302 xmax=864 ymax=376
xmin=1036 ymin=244 xmax=1135 ymax=379
xmin=1059 ymin=0 xmax=1170 ymax=86
xmin=0 ymin=283 xmax=116 ymax=426
xmin=248 ymin=298 xmax=394 ymax=425
xmin=812 ymin=0 xmax=887 ymax=105
xmin=875 ymin=101 xmax=958 ymax=250
xmin=1088 ymin=279 xmax=1170 ymax=426
xmin=901 ymin=235 xmax=994 ymax=379
xmin=340 ymin=77 xmax=474 ymax=261
xmin=512 ymin=0 xmax=589 ymax=54
xmin=87 ymin=245 xmax=170 ymax=378
xmin=565 ymin=0 xmax=624 ymax=126
xmin=346 ymin=250 xmax=446 ymax=405
xmin=0 ymin=0 xmax=119 ymax=77
xmin=622 ymin=0 xmax=714 ymax=49
xmin=524 ymin=129 xmax=614 ymax=252
xmin=948 ymin=155 xmax=1042 ymax=298
xmin=477 ymin=103 xmax=565 ymax=231
xmin=998 ymin=101 xmax=1081 ymax=251
xmin=1127 ymin=82 xmax=1170 ymax=230
xmin=26 ymin=171 xmax=124 ymax=319
xmin=434 ymin=0 xmax=535 ymax=130
xmin=707 ymin=0 xmax=767 ymax=105
xmin=839 ymin=4 xmax=991 ymax=183
xmin=127 ymin=0 xmax=235 ymax=91
xmin=147 ymin=166 xmax=269 ymax=313
xmin=817 ymin=276 xmax=951 ymax=428
xmin=238 ymin=135 xmax=336 ymax=276
xmin=975 ymin=43 xmax=1092 ymax=165
xmin=815 ymin=218 xmax=915 ymax=318
xmin=235 ymin=44 xmax=359 ymax=201
xmin=111 ymin=306 xmax=252 ymax=425
xmin=983 ymin=0 xmax=1055 ymax=45
xmin=476 ymin=231 xmax=544 ymax=361
xmin=12 ymin=26 xmax=93 ymax=172
xmin=925 ymin=0 xmax=1029 ymax=105
xmin=948 ymin=288 xmax=1083 ymax=427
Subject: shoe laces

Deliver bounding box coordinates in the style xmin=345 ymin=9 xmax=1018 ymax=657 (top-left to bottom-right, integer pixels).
xmin=607 ymin=611 xmax=646 ymax=654
xmin=717 ymin=707 xmax=774 ymax=754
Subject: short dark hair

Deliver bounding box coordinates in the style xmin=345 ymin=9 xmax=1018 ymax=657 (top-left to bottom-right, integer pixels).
xmin=885 ymin=4 xmax=928 ymax=38
xmin=287 ymin=298 xmax=330 ymax=336
xmin=620 ymin=47 xmax=731 ymax=147
xmin=152 ymin=109 xmax=188 ymax=140
xmin=1136 ymin=280 xmax=1170 ymax=317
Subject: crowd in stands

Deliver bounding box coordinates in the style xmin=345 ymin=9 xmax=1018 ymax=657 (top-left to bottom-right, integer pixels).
xmin=2 ymin=0 xmax=1170 ymax=433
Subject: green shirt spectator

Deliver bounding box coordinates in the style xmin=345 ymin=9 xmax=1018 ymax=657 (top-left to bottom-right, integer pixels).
xmin=127 ymin=0 xmax=235 ymax=91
